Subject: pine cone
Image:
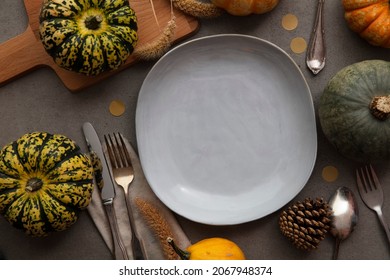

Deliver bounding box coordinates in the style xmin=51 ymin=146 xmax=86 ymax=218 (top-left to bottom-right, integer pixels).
xmin=279 ymin=198 xmax=332 ymax=251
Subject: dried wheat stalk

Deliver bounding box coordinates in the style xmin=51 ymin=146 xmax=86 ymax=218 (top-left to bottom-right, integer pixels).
xmin=173 ymin=0 xmax=223 ymax=18
xmin=135 ymin=197 xmax=179 ymax=260
xmin=133 ymin=17 xmax=177 ymax=61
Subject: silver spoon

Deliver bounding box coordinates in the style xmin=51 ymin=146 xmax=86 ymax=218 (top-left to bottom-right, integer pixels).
xmin=328 ymin=186 xmax=359 ymax=259
xmin=306 ymin=0 xmax=326 ymax=74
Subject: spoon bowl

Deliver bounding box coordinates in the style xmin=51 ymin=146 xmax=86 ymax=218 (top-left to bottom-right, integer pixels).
xmin=328 ymin=186 xmax=359 ymax=259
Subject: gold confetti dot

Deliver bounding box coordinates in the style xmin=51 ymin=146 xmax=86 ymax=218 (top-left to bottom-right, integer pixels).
xmin=322 ymin=166 xmax=339 ymax=182
xmin=290 ymin=37 xmax=307 ymax=54
xmin=282 ymin=14 xmax=298 ymax=31
xmin=109 ymin=100 xmax=126 ymax=117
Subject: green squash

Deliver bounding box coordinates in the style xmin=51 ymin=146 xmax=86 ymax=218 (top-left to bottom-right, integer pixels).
xmin=39 ymin=0 xmax=138 ymax=76
xmin=0 ymin=132 xmax=94 ymax=236
xmin=319 ymin=60 xmax=390 ymax=162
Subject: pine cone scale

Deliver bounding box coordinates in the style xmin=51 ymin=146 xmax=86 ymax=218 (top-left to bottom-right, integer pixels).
xmin=279 ymin=198 xmax=332 ymax=251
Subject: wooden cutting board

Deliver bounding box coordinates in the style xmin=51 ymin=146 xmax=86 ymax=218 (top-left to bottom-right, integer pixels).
xmin=0 ymin=0 xmax=199 ymax=92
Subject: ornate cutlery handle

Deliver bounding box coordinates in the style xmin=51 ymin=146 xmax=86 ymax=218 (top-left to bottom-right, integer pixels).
xmin=375 ymin=208 xmax=390 ymax=246
xmin=123 ymin=193 xmax=145 ymax=260
xmin=104 ymin=202 xmax=129 ymax=260
xmin=306 ymin=0 xmax=326 ymax=75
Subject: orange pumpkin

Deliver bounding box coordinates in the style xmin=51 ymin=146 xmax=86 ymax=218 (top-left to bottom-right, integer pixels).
xmin=342 ymin=0 xmax=390 ymax=48
xmin=211 ymin=0 xmax=279 ymax=16
xmin=168 ymin=237 xmax=246 ymax=260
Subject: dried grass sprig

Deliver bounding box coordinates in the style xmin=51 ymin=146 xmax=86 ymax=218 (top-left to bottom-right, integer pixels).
xmin=173 ymin=0 xmax=224 ymax=18
xmin=135 ymin=197 xmax=179 ymax=260
xmin=149 ymin=0 xmax=160 ymax=29
xmin=133 ymin=17 xmax=177 ymax=61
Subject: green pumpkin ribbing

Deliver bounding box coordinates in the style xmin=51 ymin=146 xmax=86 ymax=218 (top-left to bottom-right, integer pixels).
xmin=39 ymin=0 xmax=138 ymax=76
xmin=319 ymin=60 xmax=390 ymax=162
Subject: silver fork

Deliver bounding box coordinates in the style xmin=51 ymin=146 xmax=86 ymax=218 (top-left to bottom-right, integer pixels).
xmin=104 ymin=133 xmax=144 ymax=259
xmin=356 ymin=165 xmax=390 ymax=245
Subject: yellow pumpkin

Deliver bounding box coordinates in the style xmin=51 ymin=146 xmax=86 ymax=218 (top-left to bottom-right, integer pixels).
xmin=342 ymin=0 xmax=390 ymax=48
xmin=168 ymin=237 xmax=246 ymax=260
xmin=211 ymin=0 xmax=279 ymax=16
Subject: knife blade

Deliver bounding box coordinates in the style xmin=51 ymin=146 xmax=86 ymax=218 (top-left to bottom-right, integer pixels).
xmin=82 ymin=122 xmax=129 ymax=260
xmin=83 ymin=122 xmax=116 ymax=203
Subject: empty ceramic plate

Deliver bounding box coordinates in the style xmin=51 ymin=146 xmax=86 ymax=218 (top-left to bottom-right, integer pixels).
xmin=136 ymin=34 xmax=317 ymax=225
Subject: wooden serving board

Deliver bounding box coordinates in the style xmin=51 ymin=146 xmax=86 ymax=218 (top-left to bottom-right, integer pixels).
xmin=0 ymin=0 xmax=199 ymax=92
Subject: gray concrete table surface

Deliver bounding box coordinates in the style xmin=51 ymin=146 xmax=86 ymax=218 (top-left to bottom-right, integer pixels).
xmin=0 ymin=0 xmax=389 ymax=260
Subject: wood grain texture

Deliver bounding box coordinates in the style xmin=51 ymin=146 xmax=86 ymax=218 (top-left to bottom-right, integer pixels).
xmin=0 ymin=0 xmax=199 ymax=92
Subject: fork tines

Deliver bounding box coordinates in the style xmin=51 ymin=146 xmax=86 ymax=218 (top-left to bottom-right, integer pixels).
xmin=356 ymin=164 xmax=381 ymax=193
xmin=356 ymin=165 xmax=390 ymax=247
xmin=104 ymin=133 xmax=132 ymax=169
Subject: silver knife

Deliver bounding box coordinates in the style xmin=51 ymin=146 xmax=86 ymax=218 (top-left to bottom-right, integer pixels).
xmin=82 ymin=122 xmax=129 ymax=260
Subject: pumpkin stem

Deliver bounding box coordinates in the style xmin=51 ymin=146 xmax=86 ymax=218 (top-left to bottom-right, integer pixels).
xmin=167 ymin=237 xmax=190 ymax=260
xmin=85 ymin=15 xmax=103 ymax=30
xmin=370 ymin=95 xmax=390 ymax=121
xmin=25 ymin=178 xmax=43 ymax=192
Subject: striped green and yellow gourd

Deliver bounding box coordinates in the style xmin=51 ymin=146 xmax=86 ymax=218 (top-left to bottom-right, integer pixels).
xmin=0 ymin=132 xmax=94 ymax=237
xmin=39 ymin=0 xmax=138 ymax=75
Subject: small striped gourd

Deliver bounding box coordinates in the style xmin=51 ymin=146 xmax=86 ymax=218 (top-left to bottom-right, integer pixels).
xmin=0 ymin=132 xmax=94 ymax=237
xmin=39 ymin=0 xmax=138 ymax=75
